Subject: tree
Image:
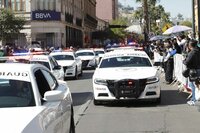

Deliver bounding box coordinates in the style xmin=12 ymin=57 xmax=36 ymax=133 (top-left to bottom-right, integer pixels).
xmin=109 ymin=18 xmax=128 ymax=39
xmin=180 ymin=21 xmax=192 ymax=28
xmin=0 ymin=8 xmax=26 ymax=41
xmin=134 ymin=0 xmax=171 ymax=35
xmin=177 ymin=13 xmax=184 ymax=21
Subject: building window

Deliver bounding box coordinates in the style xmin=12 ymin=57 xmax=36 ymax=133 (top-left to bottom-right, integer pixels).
xmin=36 ymin=0 xmax=56 ymax=11
xmin=10 ymin=0 xmax=26 ymax=11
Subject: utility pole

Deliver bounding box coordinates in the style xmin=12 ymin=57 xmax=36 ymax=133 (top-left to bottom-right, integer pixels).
xmin=192 ymin=0 xmax=195 ymax=39
xmin=142 ymin=0 xmax=149 ymax=43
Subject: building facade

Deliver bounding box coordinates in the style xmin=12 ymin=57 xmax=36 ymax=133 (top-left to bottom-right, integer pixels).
xmin=0 ymin=0 xmax=30 ymax=47
xmin=193 ymin=0 xmax=200 ymax=41
xmin=31 ymin=0 xmax=84 ymax=48
xmin=96 ymin=0 xmax=118 ymax=22
xmin=83 ymin=0 xmax=97 ymax=47
xmin=0 ymin=0 xmax=97 ymax=48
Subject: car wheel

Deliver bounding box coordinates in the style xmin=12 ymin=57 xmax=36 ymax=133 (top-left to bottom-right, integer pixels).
xmin=93 ymin=99 xmax=101 ymax=105
xmin=79 ymin=67 xmax=83 ymax=76
xmin=69 ymin=108 xmax=75 ymax=133
xmin=73 ymin=67 xmax=78 ymax=80
xmin=155 ymin=94 xmax=161 ymax=104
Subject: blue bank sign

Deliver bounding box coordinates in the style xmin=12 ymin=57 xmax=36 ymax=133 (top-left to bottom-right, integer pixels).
xmin=32 ymin=11 xmax=61 ymax=21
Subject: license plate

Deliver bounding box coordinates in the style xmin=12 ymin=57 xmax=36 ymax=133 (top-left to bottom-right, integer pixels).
xmin=121 ymin=90 xmax=132 ymax=94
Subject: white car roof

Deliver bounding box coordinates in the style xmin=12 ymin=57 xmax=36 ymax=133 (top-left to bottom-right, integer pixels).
xmin=94 ymin=48 xmax=105 ymax=51
xmin=75 ymin=49 xmax=95 ymax=53
xmin=103 ymin=49 xmax=149 ymax=59
xmin=0 ymin=63 xmax=46 ymax=82
xmin=50 ymin=51 xmax=74 ymax=56
xmin=30 ymin=55 xmax=50 ymax=62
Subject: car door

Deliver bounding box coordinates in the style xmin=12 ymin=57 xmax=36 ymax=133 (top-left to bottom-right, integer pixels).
xmin=50 ymin=57 xmax=64 ymax=80
xmin=74 ymin=53 xmax=82 ymax=73
xmin=34 ymin=69 xmax=65 ymax=133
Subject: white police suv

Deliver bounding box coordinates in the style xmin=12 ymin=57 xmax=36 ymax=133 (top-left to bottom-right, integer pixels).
xmin=75 ymin=49 xmax=99 ymax=69
xmin=0 ymin=63 xmax=75 ymax=133
xmin=92 ymin=49 xmax=161 ymax=105
xmin=50 ymin=50 xmax=82 ymax=80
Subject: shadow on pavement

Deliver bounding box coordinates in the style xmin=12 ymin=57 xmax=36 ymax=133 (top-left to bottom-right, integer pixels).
xmin=65 ymin=70 xmax=94 ymax=81
xmin=94 ymin=89 xmax=190 ymax=108
xmin=72 ymin=92 xmax=93 ymax=106
xmin=160 ymin=89 xmax=189 ymax=106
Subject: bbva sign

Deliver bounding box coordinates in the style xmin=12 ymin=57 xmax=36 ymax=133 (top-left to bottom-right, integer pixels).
xmin=32 ymin=11 xmax=61 ymax=21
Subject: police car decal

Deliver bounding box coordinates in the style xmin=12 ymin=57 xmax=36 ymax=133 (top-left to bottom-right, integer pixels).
xmin=0 ymin=71 xmax=30 ymax=82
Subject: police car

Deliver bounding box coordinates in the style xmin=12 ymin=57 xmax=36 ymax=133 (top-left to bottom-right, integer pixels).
xmin=94 ymin=48 xmax=105 ymax=62
xmin=75 ymin=49 xmax=99 ymax=69
xmin=0 ymin=63 xmax=75 ymax=133
xmin=50 ymin=50 xmax=82 ymax=80
xmin=92 ymin=49 xmax=161 ymax=105
xmin=29 ymin=55 xmax=64 ymax=81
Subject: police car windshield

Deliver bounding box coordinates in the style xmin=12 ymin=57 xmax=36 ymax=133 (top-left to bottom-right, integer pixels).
xmin=95 ymin=51 xmax=104 ymax=55
xmin=52 ymin=55 xmax=74 ymax=60
xmin=76 ymin=52 xmax=94 ymax=56
xmin=0 ymin=79 xmax=35 ymax=107
xmin=30 ymin=61 xmax=51 ymax=70
xmin=99 ymin=56 xmax=152 ymax=68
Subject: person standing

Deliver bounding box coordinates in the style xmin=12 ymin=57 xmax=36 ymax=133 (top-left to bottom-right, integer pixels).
xmin=163 ymin=41 xmax=175 ymax=84
xmin=183 ymin=40 xmax=200 ymax=105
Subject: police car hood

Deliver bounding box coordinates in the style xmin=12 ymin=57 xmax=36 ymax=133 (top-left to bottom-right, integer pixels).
xmin=78 ymin=56 xmax=95 ymax=61
xmin=94 ymin=67 xmax=157 ymax=79
xmin=0 ymin=107 xmax=44 ymax=132
xmin=56 ymin=60 xmax=75 ymax=66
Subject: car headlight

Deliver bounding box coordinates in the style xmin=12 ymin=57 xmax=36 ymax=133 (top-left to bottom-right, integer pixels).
xmin=94 ymin=78 xmax=107 ymax=85
xmin=89 ymin=59 xmax=96 ymax=64
xmin=146 ymin=77 xmax=159 ymax=84
xmin=68 ymin=65 xmax=75 ymax=69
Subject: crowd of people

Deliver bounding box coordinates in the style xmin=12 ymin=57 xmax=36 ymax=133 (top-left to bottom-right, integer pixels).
xmin=147 ymin=34 xmax=200 ymax=106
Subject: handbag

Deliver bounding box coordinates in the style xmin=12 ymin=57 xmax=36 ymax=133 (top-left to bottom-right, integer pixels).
xmin=182 ymin=68 xmax=190 ymax=78
xmin=189 ymin=69 xmax=200 ymax=81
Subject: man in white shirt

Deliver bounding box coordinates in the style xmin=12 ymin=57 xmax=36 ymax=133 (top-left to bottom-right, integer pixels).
xmin=176 ymin=35 xmax=187 ymax=51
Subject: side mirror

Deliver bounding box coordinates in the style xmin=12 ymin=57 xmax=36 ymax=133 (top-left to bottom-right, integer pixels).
xmin=44 ymin=90 xmax=64 ymax=102
xmin=53 ymin=65 xmax=62 ymax=70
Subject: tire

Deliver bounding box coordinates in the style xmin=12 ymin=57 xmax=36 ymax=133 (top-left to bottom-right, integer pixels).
xmin=73 ymin=67 xmax=78 ymax=80
xmin=93 ymin=99 xmax=101 ymax=105
xmin=155 ymin=94 xmax=161 ymax=104
xmin=79 ymin=67 xmax=83 ymax=76
xmin=69 ymin=108 xmax=75 ymax=133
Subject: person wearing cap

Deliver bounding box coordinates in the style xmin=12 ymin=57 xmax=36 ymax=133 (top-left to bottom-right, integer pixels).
xmin=183 ymin=39 xmax=200 ymax=106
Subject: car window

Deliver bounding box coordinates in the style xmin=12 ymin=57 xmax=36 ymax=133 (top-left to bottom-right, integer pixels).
xmin=0 ymin=79 xmax=35 ymax=107
xmin=34 ymin=69 xmax=51 ymax=98
xmin=53 ymin=55 xmax=74 ymax=60
xmin=30 ymin=61 xmax=51 ymax=70
xmin=50 ymin=57 xmax=58 ymax=69
xmin=95 ymin=51 xmax=105 ymax=55
xmin=41 ymin=69 xmax=58 ymax=90
xmin=99 ymin=56 xmax=152 ymax=68
xmin=76 ymin=52 xmax=94 ymax=56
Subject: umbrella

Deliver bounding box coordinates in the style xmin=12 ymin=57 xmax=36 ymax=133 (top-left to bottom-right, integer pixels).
xmin=163 ymin=25 xmax=192 ymax=35
xmin=150 ymin=35 xmax=166 ymax=41
xmin=125 ymin=24 xmax=142 ymax=34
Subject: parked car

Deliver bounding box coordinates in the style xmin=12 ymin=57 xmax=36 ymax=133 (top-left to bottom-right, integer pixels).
xmin=75 ymin=49 xmax=99 ymax=69
xmin=94 ymin=48 xmax=105 ymax=63
xmin=29 ymin=55 xmax=65 ymax=81
xmin=50 ymin=50 xmax=83 ymax=79
xmin=0 ymin=63 xmax=75 ymax=133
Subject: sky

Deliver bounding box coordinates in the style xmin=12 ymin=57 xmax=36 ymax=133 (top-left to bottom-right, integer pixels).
xmin=119 ymin=0 xmax=192 ymax=18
